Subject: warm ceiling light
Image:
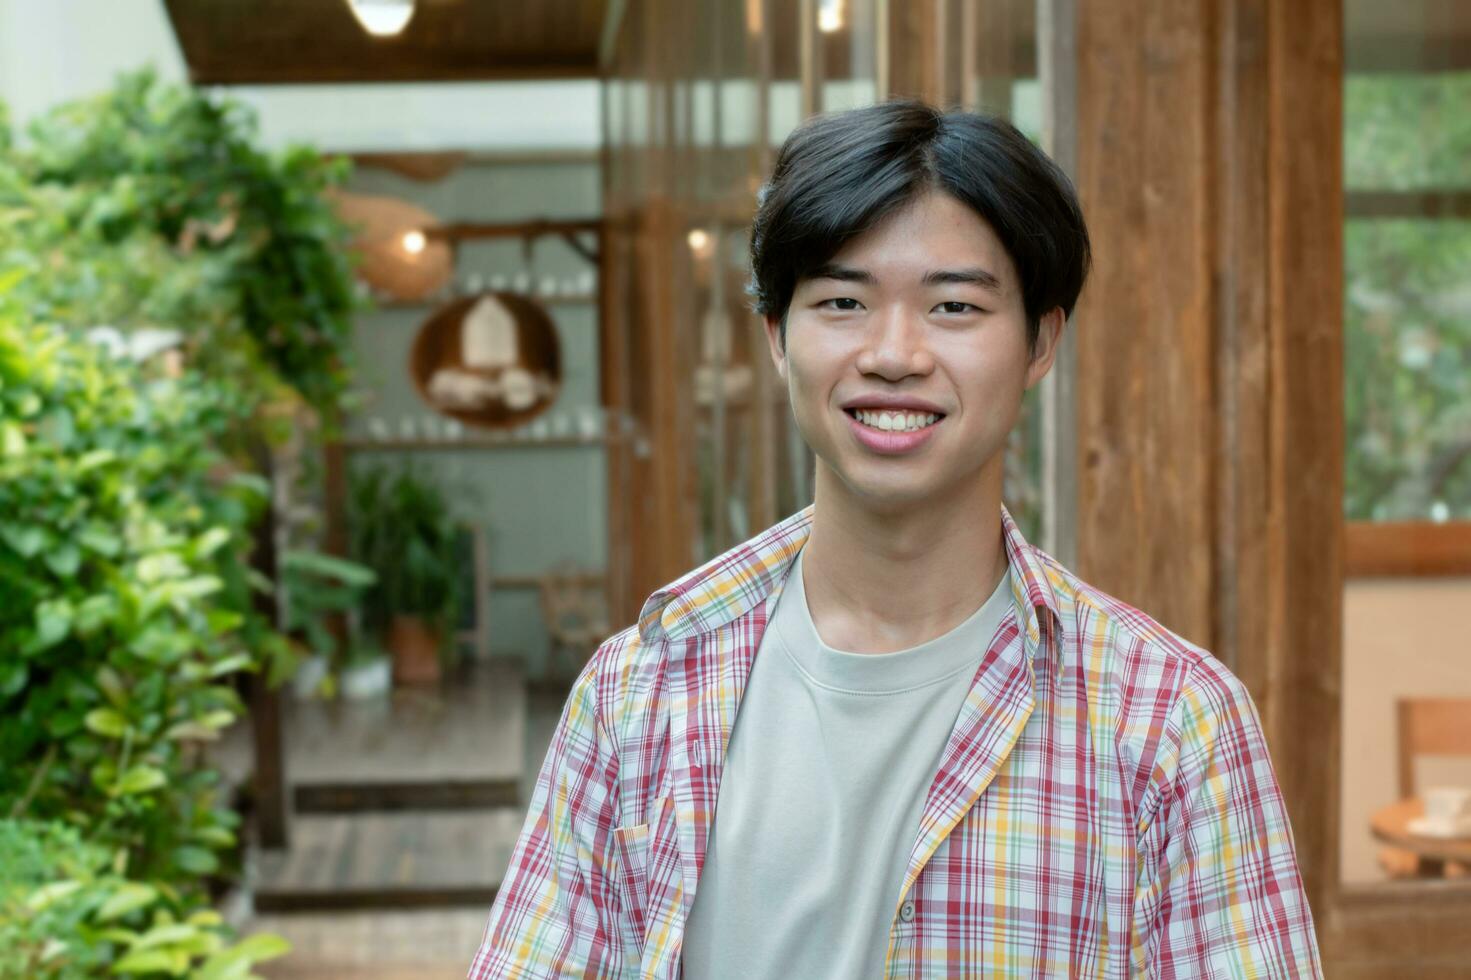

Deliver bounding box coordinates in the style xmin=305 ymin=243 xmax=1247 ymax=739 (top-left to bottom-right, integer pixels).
xmin=344 ymin=0 xmax=416 ymax=37
xmin=818 ymin=0 xmax=844 ymax=33
xmin=687 ymin=228 xmax=712 ymax=258
xmin=402 ymin=229 xmax=427 ymax=255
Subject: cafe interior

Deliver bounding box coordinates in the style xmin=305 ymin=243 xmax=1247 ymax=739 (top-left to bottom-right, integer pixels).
xmin=0 ymin=0 xmax=1466 ymax=976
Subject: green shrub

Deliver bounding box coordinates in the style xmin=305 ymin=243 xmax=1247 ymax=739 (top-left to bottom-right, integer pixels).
xmin=0 ymin=311 xmax=266 ymax=891
xmin=12 ymin=69 xmax=360 ymax=411
xmin=0 ymin=819 xmax=288 ymax=979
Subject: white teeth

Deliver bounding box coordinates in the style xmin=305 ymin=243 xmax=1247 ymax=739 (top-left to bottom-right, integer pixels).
xmin=852 ymin=409 xmax=940 ymax=432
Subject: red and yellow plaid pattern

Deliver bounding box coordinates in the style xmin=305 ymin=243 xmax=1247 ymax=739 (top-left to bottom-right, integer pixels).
xmin=470 ymin=504 xmax=1321 ymax=978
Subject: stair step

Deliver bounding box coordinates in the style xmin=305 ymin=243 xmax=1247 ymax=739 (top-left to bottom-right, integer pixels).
xmin=294 ymin=778 xmax=519 ymax=813
xmin=253 ymin=809 xmax=521 ymax=913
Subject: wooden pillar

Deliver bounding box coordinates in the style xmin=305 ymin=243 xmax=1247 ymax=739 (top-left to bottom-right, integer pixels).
xmin=1073 ymin=0 xmax=1341 ymax=915
xmin=248 ymin=441 xmax=288 ymax=849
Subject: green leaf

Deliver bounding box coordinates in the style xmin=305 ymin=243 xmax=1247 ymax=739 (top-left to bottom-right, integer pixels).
xmin=137 ymin=551 xmax=188 ymax=583
xmin=97 ymin=882 xmax=158 ymax=922
xmin=172 ymin=845 xmax=219 ymax=875
xmin=26 ymin=879 xmax=84 ymax=910
xmin=75 ymin=448 xmax=116 ymax=471
xmin=0 ymin=660 xmax=28 ymax=697
xmin=113 ymin=765 xmax=166 ymax=796
xmin=207 ymin=654 xmax=253 ymax=677
xmin=113 ymin=948 xmax=187 ymax=974
xmin=43 ymin=542 xmax=82 ymax=577
xmin=96 ymin=665 xmax=128 ymax=706
xmin=282 ymin=549 xmax=376 ymax=587
xmin=75 ymin=593 xmax=119 ymax=634
xmin=135 ymin=921 xmax=202 ymax=949
xmin=1 ymin=420 xmax=26 ymax=456
xmin=79 ymin=524 xmax=123 ymax=556
xmin=194 ymin=526 xmax=232 ymax=558
xmin=32 ymin=598 xmax=74 ymax=651
xmin=197 ymin=932 xmax=291 ymax=976
xmin=84 ymin=706 xmax=130 ymax=738
xmin=170 ymin=575 xmax=223 ymax=601
xmin=2 ymin=523 xmax=48 ymax=558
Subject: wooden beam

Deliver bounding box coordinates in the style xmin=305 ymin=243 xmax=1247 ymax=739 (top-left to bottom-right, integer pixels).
xmin=1345 ymin=190 xmax=1471 ymax=220
xmin=1345 ymin=521 xmax=1471 ymax=577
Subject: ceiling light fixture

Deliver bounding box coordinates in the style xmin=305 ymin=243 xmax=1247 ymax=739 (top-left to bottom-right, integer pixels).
xmin=344 ymin=0 xmax=417 ymax=37
xmin=818 ymin=0 xmax=845 ymax=33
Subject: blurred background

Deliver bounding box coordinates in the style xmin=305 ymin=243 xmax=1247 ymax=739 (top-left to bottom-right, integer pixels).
xmin=0 ymin=0 xmax=1465 ymax=977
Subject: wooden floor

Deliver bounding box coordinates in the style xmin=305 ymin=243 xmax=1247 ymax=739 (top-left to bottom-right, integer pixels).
xmin=252 ymin=809 xmax=523 ymax=911
xmin=250 ymin=909 xmax=488 ymax=979
xmin=221 ymin=659 xmax=567 ymax=933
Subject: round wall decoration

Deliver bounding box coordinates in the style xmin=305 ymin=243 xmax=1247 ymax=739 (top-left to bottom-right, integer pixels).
xmin=409 ymin=291 xmax=562 ymax=429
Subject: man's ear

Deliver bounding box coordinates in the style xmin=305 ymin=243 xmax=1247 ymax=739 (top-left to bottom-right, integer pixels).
xmin=763 ymin=314 xmax=788 ymax=381
xmin=1024 ymin=308 xmax=1066 ymax=390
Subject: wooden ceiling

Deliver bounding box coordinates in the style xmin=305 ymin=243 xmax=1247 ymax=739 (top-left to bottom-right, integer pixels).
xmin=163 ymin=0 xmax=606 ymax=84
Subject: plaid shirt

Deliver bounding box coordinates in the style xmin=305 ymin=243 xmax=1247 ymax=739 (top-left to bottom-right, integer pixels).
xmin=470 ymin=504 xmax=1321 ymax=978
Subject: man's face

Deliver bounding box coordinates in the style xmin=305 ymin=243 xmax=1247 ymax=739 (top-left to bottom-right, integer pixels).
xmin=764 ymin=190 xmax=1062 ymax=511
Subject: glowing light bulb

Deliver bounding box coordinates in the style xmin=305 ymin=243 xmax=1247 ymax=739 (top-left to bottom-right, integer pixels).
xmin=402 ymin=229 xmax=427 ymax=255
xmin=687 ymin=228 xmax=712 ymax=257
xmin=344 ymin=0 xmax=416 ymax=37
xmin=818 ymin=0 xmax=844 ymax=33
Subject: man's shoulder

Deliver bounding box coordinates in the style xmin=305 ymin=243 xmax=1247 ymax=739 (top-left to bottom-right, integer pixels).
xmin=569 ymin=619 xmax=675 ymax=745
xmin=1036 ymin=549 xmax=1255 ymax=735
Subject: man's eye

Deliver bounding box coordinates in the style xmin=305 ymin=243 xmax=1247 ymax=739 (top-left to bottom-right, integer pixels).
xmin=936 ymin=301 xmax=980 ymax=315
xmin=821 ymin=297 xmax=863 ymax=311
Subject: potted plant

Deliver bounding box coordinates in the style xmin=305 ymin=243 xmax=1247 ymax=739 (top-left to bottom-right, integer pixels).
xmin=348 ymin=466 xmax=461 ymax=685
xmin=280 ymin=549 xmax=378 ymax=698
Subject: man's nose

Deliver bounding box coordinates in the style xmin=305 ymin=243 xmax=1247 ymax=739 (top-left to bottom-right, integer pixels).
xmin=856 ymin=305 xmax=932 ymax=378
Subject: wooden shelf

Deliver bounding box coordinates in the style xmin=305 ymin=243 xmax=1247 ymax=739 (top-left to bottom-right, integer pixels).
xmin=338 ymin=434 xmax=611 ymax=452
xmin=371 ymin=294 xmax=597 ymax=311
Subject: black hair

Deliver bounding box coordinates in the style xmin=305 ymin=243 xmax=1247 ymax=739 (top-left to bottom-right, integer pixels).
xmin=748 ymin=100 xmax=1091 ymax=354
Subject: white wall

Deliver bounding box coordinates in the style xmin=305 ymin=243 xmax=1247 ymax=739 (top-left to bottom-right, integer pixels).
xmin=0 ymin=0 xmax=600 ymax=151
xmin=1340 ymin=577 xmax=1471 ymax=882
xmin=0 ymin=0 xmax=187 ymax=127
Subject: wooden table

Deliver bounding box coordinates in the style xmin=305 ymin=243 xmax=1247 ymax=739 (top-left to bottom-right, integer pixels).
xmin=1370 ymin=798 xmax=1471 ymax=877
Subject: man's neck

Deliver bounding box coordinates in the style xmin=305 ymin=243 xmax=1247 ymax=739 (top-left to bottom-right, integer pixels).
xmin=798 ymin=465 xmax=1009 ymax=655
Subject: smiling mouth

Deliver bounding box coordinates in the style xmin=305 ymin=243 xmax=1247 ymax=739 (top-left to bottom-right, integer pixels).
xmin=843 ymin=407 xmax=946 ymax=433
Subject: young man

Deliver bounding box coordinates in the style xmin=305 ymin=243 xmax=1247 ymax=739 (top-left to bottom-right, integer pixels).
xmin=470 ymin=102 xmax=1321 ymax=978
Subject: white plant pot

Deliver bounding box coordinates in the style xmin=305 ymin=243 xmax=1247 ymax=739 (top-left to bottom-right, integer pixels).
xmin=340 ymin=658 xmax=392 ymax=700
xmin=291 ymin=652 xmax=330 ymax=700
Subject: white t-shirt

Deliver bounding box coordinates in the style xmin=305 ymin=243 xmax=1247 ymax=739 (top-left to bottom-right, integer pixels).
xmin=681 ymin=544 xmax=1014 ymax=979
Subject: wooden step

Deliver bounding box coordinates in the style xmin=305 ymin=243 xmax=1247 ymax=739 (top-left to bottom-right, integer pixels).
xmin=286 ymin=658 xmax=527 ymax=813
xmin=253 ymin=809 xmax=522 ymax=913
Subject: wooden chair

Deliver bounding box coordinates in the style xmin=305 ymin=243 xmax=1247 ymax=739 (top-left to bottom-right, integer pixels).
xmin=1378 ymin=697 xmax=1471 ymax=879
xmin=537 ymin=563 xmax=609 ymax=686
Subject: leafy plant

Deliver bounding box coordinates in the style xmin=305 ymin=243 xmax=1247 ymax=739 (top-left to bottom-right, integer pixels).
xmin=1343 ymin=72 xmax=1471 ymax=520
xmin=0 ymin=310 xmax=262 ymax=891
xmin=280 ymin=549 xmax=377 ymax=695
xmin=0 ymin=818 xmax=289 ymax=978
xmin=348 ymin=466 xmax=462 ymax=648
xmin=9 ymin=69 xmax=361 ymax=411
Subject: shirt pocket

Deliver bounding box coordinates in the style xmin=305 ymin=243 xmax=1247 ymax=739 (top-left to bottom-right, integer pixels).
xmin=612 ymin=820 xmax=652 ymax=959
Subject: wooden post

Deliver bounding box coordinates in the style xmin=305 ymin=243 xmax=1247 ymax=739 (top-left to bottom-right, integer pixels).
xmin=248 ymin=442 xmax=288 ymax=849
xmin=1072 ymin=0 xmax=1344 ymax=932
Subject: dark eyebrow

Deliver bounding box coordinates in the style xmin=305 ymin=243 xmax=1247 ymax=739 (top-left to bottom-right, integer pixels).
xmin=806 ymin=263 xmax=877 ymax=285
xmin=923 ymin=267 xmax=1003 ymax=292
xmin=804 ymin=263 xmax=1003 ymax=292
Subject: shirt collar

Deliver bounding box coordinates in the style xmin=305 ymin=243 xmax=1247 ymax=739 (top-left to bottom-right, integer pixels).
xmin=637 ymin=503 xmax=1062 ymax=662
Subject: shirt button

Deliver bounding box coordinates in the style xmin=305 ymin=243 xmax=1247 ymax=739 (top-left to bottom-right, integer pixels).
xmin=899 ymin=901 xmax=915 ymax=923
